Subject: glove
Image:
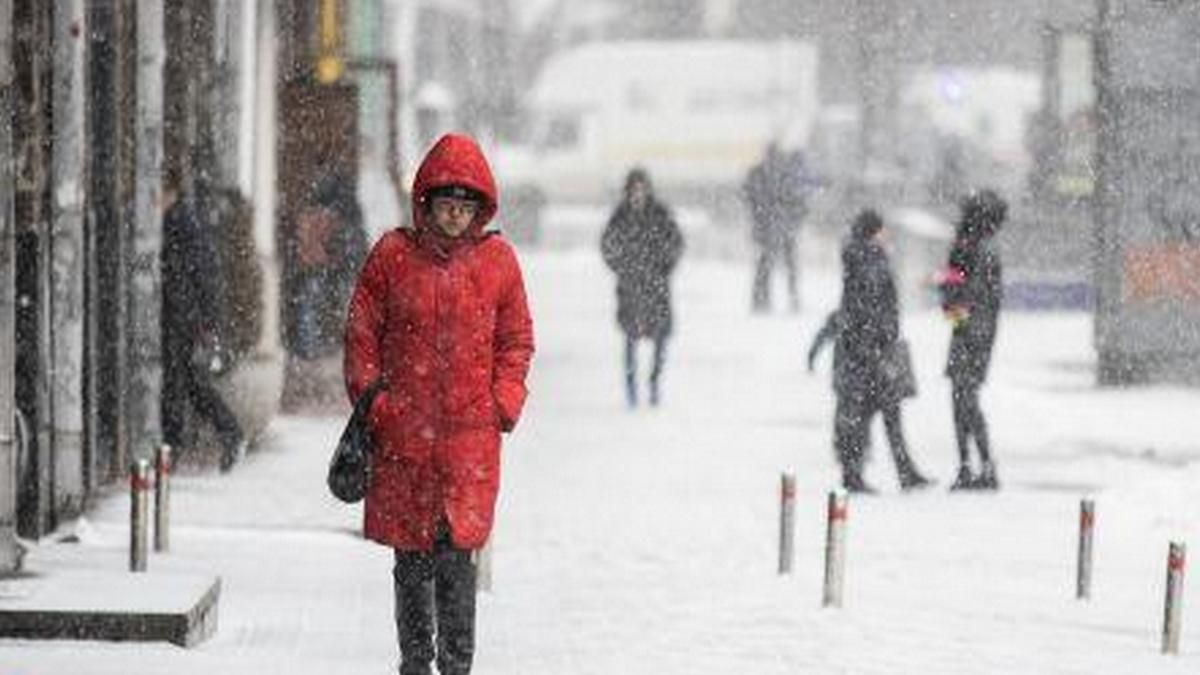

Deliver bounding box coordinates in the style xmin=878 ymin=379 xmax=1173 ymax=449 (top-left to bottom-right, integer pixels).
xmin=943 ymin=304 xmax=970 ymax=328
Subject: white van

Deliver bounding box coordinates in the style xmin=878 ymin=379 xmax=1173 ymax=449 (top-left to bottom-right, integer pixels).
xmin=494 ymin=40 xmax=820 ymax=236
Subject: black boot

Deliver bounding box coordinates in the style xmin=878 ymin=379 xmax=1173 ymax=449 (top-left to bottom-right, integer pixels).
xmin=842 ymin=471 xmax=878 ymax=495
xmin=973 ymin=461 xmax=999 ymax=490
xmin=899 ymin=466 xmax=934 ymax=491
xmin=219 ymin=437 xmax=246 ymax=474
xmin=624 ymin=373 xmax=638 ymax=409
xmin=892 ymin=447 xmax=934 ymax=491
xmin=949 ymin=465 xmax=975 ymax=491
xmin=394 ymin=551 xmax=436 ymax=675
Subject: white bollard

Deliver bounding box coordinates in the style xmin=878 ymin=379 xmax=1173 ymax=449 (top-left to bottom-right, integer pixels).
xmin=154 ymin=445 xmax=171 ymax=553
xmin=130 ymin=459 xmax=151 ymax=572
xmin=1076 ymin=499 xmax=1095 ymax=600
xmin=778 ymin=472 xmax=796 ymax=575
xmin=822 ymin=490 xmax=848 ymax=608
xmin=476 ymin=538 xmax=493 ymax=593
xmin=1162 ymin=542 xmax=1186 ymax=655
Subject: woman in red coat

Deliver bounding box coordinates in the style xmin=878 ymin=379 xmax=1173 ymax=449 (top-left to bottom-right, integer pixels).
xmin=344 ymin=133 xmax=534 ymax=675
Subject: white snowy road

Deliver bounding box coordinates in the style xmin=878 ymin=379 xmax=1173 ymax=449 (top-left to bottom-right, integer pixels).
xmin=2 ymin=247 xmax=1198 ymax=674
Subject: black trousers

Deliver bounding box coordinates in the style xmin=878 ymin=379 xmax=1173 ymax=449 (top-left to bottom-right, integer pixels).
xmin=393 ymin=526 xmax=478 ymax=675
xmin=952 ymin=379 xmax=991 ymax=465
xmin=834 ymin=389 xmax=915 ymax=479
xmin=752 ymin=234 xmax=799 ymax=311
xmin=160 ymin=334 xmax=242 ymax=455
xmin=624 ymin=334 xmax=667 ymax=405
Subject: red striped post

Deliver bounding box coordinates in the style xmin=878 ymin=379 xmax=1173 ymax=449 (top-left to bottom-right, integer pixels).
xmin=129 ymin=459 xmax=151 ymax=572
xmin=778 ymin=472 xmax=796 ymax=575
xmin=1076 ymin=499 xmax=1095 ymax=600
xmin=1162 ymin=542 xmax=1186 ymax=654
xmin=154 ymin=445 xmax=171 ymax=553
xmin=822 ymin=490 xmax=848 ymax=608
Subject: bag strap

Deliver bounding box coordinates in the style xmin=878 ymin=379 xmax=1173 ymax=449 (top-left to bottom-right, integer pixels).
xmin=352 ymin=378 xmax=387 ymax=420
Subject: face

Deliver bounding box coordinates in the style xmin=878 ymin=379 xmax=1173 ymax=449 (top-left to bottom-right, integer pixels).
xmin=628 ymin=181 xmax=648 ymax=209
xmin=873 ymin=225 xmax=893 ymax=250
xmin=429 ymin=196 xmax=480 ymax=238
xmin=159 ymin=186 xmax=179 ymax=214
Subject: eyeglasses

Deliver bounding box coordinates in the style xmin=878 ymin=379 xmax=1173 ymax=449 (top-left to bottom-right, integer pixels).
xmin=430 ymin=197 xmax=480 ymax=218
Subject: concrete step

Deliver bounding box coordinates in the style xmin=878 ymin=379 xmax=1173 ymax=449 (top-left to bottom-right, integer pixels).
xmin=0 ymin=570 xmax=220 ymax=647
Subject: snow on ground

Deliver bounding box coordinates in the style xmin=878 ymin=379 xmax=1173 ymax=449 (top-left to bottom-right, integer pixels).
xmin=2 ymin=244 xmax=1198 ymax=674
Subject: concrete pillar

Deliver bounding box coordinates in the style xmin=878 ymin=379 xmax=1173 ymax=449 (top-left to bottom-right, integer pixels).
xmin=50 ymin=0 xmax=88 ymax=517
xmin=212 ymin=0 xmax=246 ymax=190
xmin=127 ymin=0 xmax=165 ymax=459
xmin=86 ymin=0 xmax=126 ymax=487
xmin=0 ymin=0 xmax=22 ymax=573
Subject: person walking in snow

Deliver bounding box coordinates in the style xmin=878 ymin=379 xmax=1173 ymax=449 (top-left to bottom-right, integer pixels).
xmin=742 ymin=143 xmax=813 ymax=313
xmin=939 ymin=189 xmax=1006 ymax=491
xmin=343 ymin=133 xmax=535 ymax=675
xmin=831 ymin=210 xmax=932 ymax=493
xmin=601 ymin=168 xmax=685 ymax=408
xmin=159 ymin=166 xmax=246 ymax=473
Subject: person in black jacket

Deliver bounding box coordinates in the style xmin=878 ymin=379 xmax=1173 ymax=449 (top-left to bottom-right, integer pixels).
xmin=159 ymin=168 xmax=245 ymax=472
xmin=831 ymin=210 xmax=932 ymax=493
xmin=940 ymin=190 xmax=1006 ymax=490
xmin=601 ymin=168 xmax=685 ymax=408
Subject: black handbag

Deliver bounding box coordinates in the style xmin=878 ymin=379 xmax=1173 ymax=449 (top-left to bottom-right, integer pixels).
xmin=327 ymin=379 xmax=387 ymax=503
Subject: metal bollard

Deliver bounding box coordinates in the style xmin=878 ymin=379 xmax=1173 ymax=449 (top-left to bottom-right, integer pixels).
xmin=1162 ymin=542 xmax=1186 ymax=655
xmin=822 ymin=490 xmax=848 ymax=608
xmin=130 ymin=458 xmax=151 ymax=572
xmin=1076 ymin=499 xmax=1095 ymax=600
xmin=154 ymin=445 xmax=171 ymax=552
xmin=778 ymin=472 xmax=796 ymax=575
xmin=476 ymin=538 xmax=493 ymax=593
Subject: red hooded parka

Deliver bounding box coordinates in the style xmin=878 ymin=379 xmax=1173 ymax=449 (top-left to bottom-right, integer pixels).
xmin=343 ymin=133 xmax=535 ymax=551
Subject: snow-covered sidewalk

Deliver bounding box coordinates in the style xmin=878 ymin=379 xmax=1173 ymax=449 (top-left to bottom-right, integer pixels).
xmin=1 ymin=248 xmax=1197 ymax=674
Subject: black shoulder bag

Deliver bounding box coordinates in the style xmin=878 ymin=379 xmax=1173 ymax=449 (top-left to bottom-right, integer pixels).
xmin=327 ymin=379 xmax=387 ymax=503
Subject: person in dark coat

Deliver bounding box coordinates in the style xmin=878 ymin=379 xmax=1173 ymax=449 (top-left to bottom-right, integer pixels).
xmin=289 ymin=172 xmax=369 ymax=360
xmin=743 ymin=143 xmax=812 ymax=313
xmin=831 ymin=210 xmax=932 ymax=493
xmin=159 ymin=168 xmax=245 ymax=472
xmin=939 ymin=189 xmax=1006 ymax=490
xmin=601 ymin=168 xmax=684 ymax=407
xmin=313 ymin=171 xmax=370 ymax=310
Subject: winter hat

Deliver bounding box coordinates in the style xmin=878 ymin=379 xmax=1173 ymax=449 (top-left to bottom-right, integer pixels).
xmin=959 ymin=189 xmax=1007 ymax=237
xmin=424 ymin=183 xmax=486 ymax=204
xmin=624 ymin=167 xmax=652 ymax=193
xmin=851 ymin=209 xmax=884 ymax=240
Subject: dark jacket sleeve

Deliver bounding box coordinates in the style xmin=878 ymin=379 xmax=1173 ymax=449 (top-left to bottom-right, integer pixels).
xmin=967 ymin=246 xmax=1003 ymax=345
xmin=660 ymin=207 xmax=684 ymax=275
xmin=169 ymin=200 xmax=224 ymax=334
xmin=808 ymin=310 xmax=841 ymax=369
xmin=600 ymin=210 xmax=625 ymax=274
